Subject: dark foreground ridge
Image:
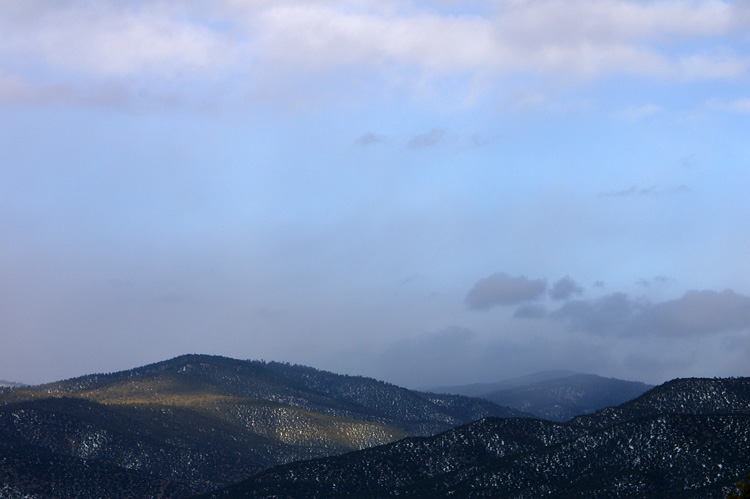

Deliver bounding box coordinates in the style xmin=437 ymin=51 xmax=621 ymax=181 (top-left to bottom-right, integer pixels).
xmin=0 ymin=354 xmax=526 ymax=497
xmin=201 ymin=377 xmax=750 ymax=498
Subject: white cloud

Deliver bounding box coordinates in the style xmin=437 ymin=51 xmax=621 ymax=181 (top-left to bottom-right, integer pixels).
xmin=1 ymin=0 xmax=747 ymax=108
xmin=706 ymin=96 xmax=750 ymax=113
xmin=618 ymin=104 xmax=663 ymax=120
xmin=0 ymin=71 xmax=34 ymax=103
xmin=729 ymin=98 xmax=750 ymax=112
xmin=242 ymin=0 xmax=748 ymax=80
xmin=676 ymin=53 xmax=750 ymax=80
xmin=0 ymin=1 xmax=235 ymax=77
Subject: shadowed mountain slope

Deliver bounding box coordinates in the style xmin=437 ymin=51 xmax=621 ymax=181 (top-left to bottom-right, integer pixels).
xmin=202 ymin=377 xmax=750 ymax=498
xmin=434 ymin=372 xmax=653 ymax=422
xmin=0 ymin=354 xmax=526 ymax=498
xmin=484 ymin=374 xmax=653 ymax=421
xmin=429 ymin=370 xmax=580 ymax=397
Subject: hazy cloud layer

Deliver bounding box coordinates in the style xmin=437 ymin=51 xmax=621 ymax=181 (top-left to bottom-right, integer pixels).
xmin=553 ymin=289 xmax=750 ymax=337
xmin=466 ymin=273 xmax=547 ymax=310
xmin=345 ymin=287 xmax=750 ymax=387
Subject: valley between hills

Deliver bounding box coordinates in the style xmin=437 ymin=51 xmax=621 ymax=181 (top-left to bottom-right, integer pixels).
xmin=1 ymin=354 xmax=749 ymax=498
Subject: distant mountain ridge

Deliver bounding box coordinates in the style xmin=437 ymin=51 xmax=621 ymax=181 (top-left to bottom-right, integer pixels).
xmin=433 ymin=372 xmax=653 ymax=421
xmin=201 ymin=376 xmax=750 ymax=498
xmin=0 ymin=354 xmax=527 ymax=498
xmin=429 ymin=369 xmax=580 ymax=396
xmin=0 ymin=379 xmax=25 ymax=388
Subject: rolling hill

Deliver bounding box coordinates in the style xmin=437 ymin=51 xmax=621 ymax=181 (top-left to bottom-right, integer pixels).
xmin=202 ymin=377 xmax=750 ymax=498
xmin=0 ymin=354 xmax=526 ymax=497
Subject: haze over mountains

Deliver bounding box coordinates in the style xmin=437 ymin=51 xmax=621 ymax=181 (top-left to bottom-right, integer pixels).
xmin=433 ymin=371 xmax=654 ymax=422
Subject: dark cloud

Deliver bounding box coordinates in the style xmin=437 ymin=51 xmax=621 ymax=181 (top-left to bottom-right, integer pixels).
xmin=407 ymin=128 xmax=445 ymax=149
xmin=465 ymin=272 xmax=547 ymax=310
xmin=513 ymin=304 xmax=547 ymax=319
xmin=552 ymin=293 xmax=638 ymax=336
xmin=549 ymin=276 xmax=583 ymax=300
xmin=356 ymin=131 xmax=386 ymax=146
xmin=552 ymin=289 xmax=750 ymax=337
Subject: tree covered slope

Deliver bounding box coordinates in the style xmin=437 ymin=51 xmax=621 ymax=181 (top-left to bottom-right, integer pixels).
xmin=0 ymin=354 xmax=525 ymax=497
xmin=202 ymin=377 xmax=750 ymax=498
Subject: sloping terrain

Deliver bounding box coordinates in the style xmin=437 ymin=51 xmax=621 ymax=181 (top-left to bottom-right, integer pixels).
xmin=429 ymin=369 xmax=579 ymax=397
xmin=202 ymin=377 xmax=750 ymax=498
xmin=0 ymin=354 xmax=525 ymax=498
xmin=483 ymin=374 xmax=653 ymax=421
xmin=435 ymin=372 xmax=653 ymax=421
xmin=572 ymin=377 xmax=750 ymax=429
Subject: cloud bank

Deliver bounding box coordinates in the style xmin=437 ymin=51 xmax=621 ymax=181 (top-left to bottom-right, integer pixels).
xmin=358 ymin=282 xmax=750 ymax=387
xmin=2 ymin=0 xmax=749 ymax=108
xmin=553 ymin=289 xmax=750 ymax=337
xmin=470 ymin=272 xmax=750 ymax=339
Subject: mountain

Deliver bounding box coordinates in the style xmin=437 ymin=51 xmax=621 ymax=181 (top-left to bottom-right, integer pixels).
xmin=434 ymin=372 xmax=653 ymax=421
xmin=482 ymin=374 xmax=654 ymax=421
xmin=429 ymin=369 xmax=580 ymax=397
xmin=0 ymin=354 xmax=526 ymax=498
xmin=201 ymin=377 xmax=750 ymax=498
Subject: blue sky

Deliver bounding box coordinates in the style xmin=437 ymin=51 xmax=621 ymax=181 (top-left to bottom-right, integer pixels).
xmin=1 ymin=0 xmax=750 ymax=387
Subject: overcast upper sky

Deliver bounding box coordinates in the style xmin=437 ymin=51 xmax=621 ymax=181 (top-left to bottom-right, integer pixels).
xmin=2 ymin=0 xmax=750 ymax=387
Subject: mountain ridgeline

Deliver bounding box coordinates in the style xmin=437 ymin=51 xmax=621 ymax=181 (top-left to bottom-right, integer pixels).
xmin=202 ymin=376 xmax=750 ymax=498
xmin=0 ymin=354 xmax=526 ymax=497
xmin=433 ymin=372 xmax=654 ymax=422
xmin=0 ymin=380 xmax=25 ymax=389
xmin=3 ymin=355 xmax=749 ymax=498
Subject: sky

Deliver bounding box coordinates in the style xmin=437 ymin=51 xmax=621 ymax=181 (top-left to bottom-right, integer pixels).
xmin=1 ymin=0 xmax=750 ymax=388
